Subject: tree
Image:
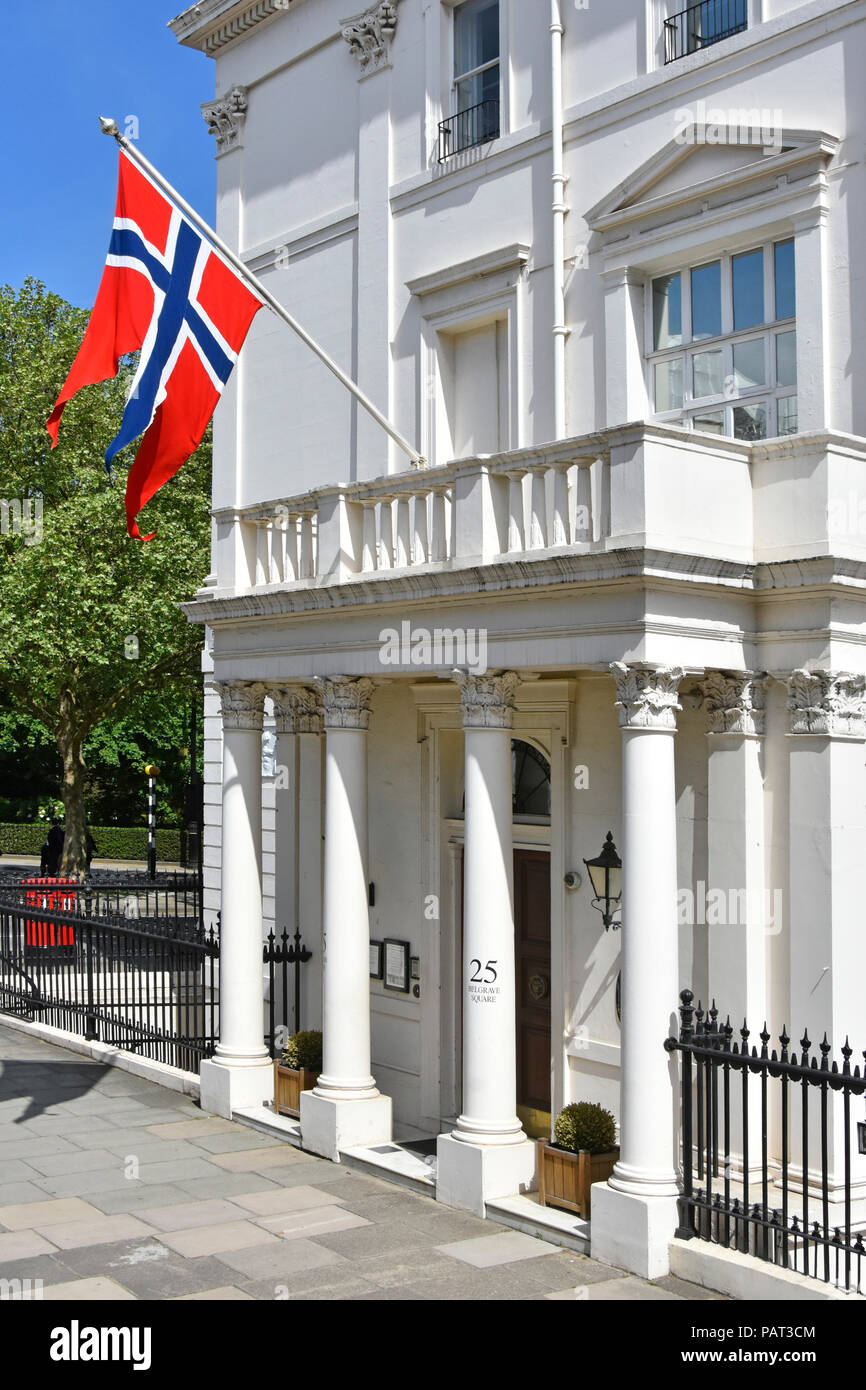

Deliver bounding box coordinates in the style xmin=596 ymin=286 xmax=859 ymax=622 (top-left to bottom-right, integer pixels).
xmin=0 ymin=279 xmax=210 ymax=874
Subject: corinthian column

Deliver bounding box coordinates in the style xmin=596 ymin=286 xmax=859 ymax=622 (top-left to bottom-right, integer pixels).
xmin=591 ymin=663 xmax=684 ymax=1279
xmin=199 ymin=680 xmax=273 ymax=1118
xmin=436 ymin=673 xmax=537 ymax=1216
xmin=299 ymin=676 xmax=392 ymax=1159
xmin=785 ymin=669 xmax=866 ymax=1196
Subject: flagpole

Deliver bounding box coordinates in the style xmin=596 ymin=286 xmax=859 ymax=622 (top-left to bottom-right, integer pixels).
xmin=99 ymin=117 xmax=425 ymax=468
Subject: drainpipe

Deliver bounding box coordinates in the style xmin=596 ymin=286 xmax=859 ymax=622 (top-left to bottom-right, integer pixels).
xmin=551 ymin=0 xmax=568 ymax=440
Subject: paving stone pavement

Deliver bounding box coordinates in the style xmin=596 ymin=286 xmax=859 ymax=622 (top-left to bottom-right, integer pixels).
xmin=0 ymin=1024 xmax=726 ymax=1302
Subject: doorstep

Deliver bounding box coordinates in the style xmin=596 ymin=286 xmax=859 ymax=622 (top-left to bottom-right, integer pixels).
xmin=486 ymin=1192 xmax=591 ymax=1254
xmin=230 ymin=1104 xmax=590 ymax=1245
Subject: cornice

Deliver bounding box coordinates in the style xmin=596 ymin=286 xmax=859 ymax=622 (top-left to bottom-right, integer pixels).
xmin=169 ymin=0 xmax=302 ymax=55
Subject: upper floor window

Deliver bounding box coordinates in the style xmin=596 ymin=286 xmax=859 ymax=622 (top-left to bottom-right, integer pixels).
xmin=439 ymin=0 xmax=500 ymax=161
xmin=647 ymin=239 xmax=797 ymax=440
xmin=664 ymin=0 xmax=748 ymax=64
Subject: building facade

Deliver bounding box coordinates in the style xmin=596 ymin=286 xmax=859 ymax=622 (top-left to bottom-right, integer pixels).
xmin=170 ymin=0 xmax=866 ymax=1278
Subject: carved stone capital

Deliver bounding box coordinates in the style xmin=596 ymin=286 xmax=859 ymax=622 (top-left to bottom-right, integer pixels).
xmin=270 ymin=686 xmax=323 ymax=735
xmin=702 ymin=671 xmax=767 ymax=736
xmin=341 ymin=1 xmax=398 ymax=75
xmin=611 ymin=663 xmax=684 ymax=731
xmin=201 ymin=85 xmax=248 ymax=155
xmin=217 ymin=679 xmax=267 ymax=732
xmin=455 ymin=672 xmax=520 ymax=730
xmin=316 ymin=676 xmax=375 ymax=730
xmin=786 ymin=669 xmax=866 ymax=737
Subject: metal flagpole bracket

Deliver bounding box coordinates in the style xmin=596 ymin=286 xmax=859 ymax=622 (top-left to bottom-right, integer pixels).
xmin=96 ymin=115 xmax=426 ymax=469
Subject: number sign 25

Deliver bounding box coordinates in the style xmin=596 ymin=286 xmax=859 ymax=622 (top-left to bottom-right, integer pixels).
xmin=469 ymin=959 xmax=498 ymax=983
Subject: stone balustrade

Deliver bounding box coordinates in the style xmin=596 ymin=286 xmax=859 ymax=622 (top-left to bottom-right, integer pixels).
xmin=213 ymin=440 xmax=609 ymax=592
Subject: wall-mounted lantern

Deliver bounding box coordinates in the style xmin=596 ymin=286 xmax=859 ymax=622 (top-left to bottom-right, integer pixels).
xmin=583 ymin=831 xmax=622 ymax=932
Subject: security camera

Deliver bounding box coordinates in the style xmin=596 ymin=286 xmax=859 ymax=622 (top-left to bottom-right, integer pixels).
xmin=564 ymin=870 xmax=582 ymax=890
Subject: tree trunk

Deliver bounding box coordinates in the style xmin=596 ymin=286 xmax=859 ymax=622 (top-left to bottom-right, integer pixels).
xmin=57 ymin=706 xmax=88 ymax=879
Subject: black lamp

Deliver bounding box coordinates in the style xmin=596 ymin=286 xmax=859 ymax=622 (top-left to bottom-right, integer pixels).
xmin=583 ymin=831 xmax=623 ymax=931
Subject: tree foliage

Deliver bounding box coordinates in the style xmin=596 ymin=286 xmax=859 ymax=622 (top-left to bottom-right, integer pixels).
xmin=0 ymin=279 xmax=210 ymax=872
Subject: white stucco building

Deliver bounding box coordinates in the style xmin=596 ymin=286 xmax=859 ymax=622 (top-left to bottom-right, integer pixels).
xmin=170 ymin=0 xmax=866 ymax=1282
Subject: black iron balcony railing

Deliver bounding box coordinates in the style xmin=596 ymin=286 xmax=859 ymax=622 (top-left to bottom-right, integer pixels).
xmin=438 ymin=99 xmax=501 ymax=163
xmin=664 ymin=0 xmax=748 ymax=64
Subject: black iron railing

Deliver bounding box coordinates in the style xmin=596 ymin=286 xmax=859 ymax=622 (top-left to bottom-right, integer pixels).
xmin=666 ymin=991 xmax=866 ymax=1293
xmin=0 ymin=899 xmax=218 ymax=1074
xmin=264 ymin=926 xmax=313 ymax=1057
xmin=664 ymin=0 xmax=747 ymax=64
xmin=438 ymin=99 xmax=500 ymax=162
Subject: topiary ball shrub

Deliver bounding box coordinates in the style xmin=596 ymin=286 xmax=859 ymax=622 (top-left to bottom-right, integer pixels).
xmin=554 ymin=1101 xmax=617 ymax=1155
xmin=282 ymin=1030 xmax=323 ymax=1072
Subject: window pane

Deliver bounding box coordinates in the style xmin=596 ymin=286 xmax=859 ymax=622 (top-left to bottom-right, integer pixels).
xmin=653 ymin=273 xmax=682 ymax=350
xmin=691 ymin=261 xmax=721 ymax=340
xmin=455 ymin=70 xmax=500 ymax=119
xmin=778 ymin=396 xmax=798 ymax=436
xmin=455 ymin=0 xmax=499 ymax=79
xmin=733 ymin=338 xmax=766 ymax=391
xmin=776 ymin=330 xmax=797 ymax=387
xmin=733 ymin=402 xmax=767 ymax=440
xmin=654 ymin=358 xmax=683 ymax=412
xmin=692 ymin=410 xmax=725 ymax=436
xmin=733 ymin=249 xmax=765 ymax=330
xmin=692 ymin=349 xmax=723 ymax=397
xmin=774 ymin=239 xmax=795 ymax=319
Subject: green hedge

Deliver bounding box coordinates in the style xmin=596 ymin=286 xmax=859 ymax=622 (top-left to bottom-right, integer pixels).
xmin=0 ymin=823 xmax=182 ymax=862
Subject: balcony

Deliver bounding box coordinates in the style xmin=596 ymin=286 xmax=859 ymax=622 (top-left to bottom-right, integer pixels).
xmin=438 ymin=99 xmax=500 ymax=163
xmin=664 ymin=0 xmax=748 ymax=64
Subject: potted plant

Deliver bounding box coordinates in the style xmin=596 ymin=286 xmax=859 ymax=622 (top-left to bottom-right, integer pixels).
xmin=273 ymin=1030 xmax=323 ymax=1118
xmin=537 ymin=1101 xmax=619 ymax=1218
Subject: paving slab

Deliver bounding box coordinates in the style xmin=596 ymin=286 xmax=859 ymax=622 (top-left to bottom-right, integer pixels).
xmin=36 ymin=1277 xmax=139 ymax=1301
xmin=0 ymin=1229 xmax=58 ymax=1262
xmin=159 ymin=1220 xmax=281 ymax=1259
xmin=175 ymin=1285 xmax=254 ymax=1300
xmin=136 ymin=1198 xmax=255 ymax=1232
xmin=254 ymin=1206 xmax=371 ymax=1241
xmin=229 ymin=1186 xmax=348 ymax=1217
xmin=214 ymin=1237 xmax=346 ymax=1281
xmin=34 ymin=1214 xmax=155 ymax=1250
xmin=435 ymin=1231 xmax=559 ymax=1268
xmin=0 ymin=1197 xmax=103 ymax=1231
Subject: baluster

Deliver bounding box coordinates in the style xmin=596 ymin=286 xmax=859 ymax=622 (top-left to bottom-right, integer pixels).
xmin=298 ymin=511 xmax=314 ymax=577
xmin=255 ymin=521 xmax=268 ymax=587
xmin=267 ymin=521 xmax=282 ymax=584
xmin=361 ymin=501 xmax=378 ymax=571
xmin=550 ymin=463 xmax=570 ymax=546
xmin=395 ymin=496 xmax=411 ymax=568
xmin=378 ymin=497 xmax=395 ymax=570
xmin=528 ymin=470 xmax=547 ymax=549
xmin=412 ymin=492 xmax=429 ymax=565
xmin=506 ymin=471 xmax=525 ymax=553
xmin=430 ymin=488 xmax=448 ymax=562
xmin=575 ymin=462 xmax=593 ymax=541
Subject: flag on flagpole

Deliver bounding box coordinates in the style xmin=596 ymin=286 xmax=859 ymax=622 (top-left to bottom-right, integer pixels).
xmin=47 ymin=151 xmax=263 ymax=539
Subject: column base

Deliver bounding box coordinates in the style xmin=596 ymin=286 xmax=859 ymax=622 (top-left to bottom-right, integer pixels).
xmin=590 ymin=1180 xmax=680 ymax=1280
xmin=299 ymin=1089 xmax=392 ymax=1162
xmin=199 ymin=1058 xmax=274 ymax=1120
xmin=436 ymin=1132 xmax=537 ymax=1217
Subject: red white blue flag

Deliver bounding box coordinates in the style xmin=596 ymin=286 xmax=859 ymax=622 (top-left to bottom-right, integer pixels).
xmin=47 ymin=151 xmax=263 ymax=539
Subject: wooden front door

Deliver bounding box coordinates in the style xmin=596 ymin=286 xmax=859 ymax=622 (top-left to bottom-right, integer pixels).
xmin=514 ymin=848 xmax=551 ymax=1138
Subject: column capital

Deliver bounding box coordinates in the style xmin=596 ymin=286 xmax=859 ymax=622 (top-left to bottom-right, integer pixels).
xmin=216 ymin=680 xmax=267 ymax=732
xmin=341 ymin=0 xmax=398 ymax=75
xmin=454 ymin=672 xmax=520 ymax=729
xmin=315 ymin=676 xmax=375 ymax=730
xmin=270 ymin=685 xmax=323 ymax=735
xmin=611 ymin=663 xmax=684 ymax=731
xmin=786 ymin=669 xmax=866 ymax=737
xmin=702 ymin=670 xmax=767 ymax=736
xmin=201 ymin=85 xmax=248 ymax=155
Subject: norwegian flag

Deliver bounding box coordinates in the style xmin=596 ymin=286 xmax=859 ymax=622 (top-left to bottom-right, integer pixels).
xmin=47 ymin=151 xmax=263 ymax=539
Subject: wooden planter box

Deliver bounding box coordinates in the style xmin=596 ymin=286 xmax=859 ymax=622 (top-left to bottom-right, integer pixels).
xmin=273 ymin=1060 xmax=320 ymax=1119
xmin=537 ymin=1138 xmax=620 ymax=1218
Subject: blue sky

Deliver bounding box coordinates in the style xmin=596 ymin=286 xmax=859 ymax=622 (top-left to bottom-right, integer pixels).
xmin=1 ymin=1 xmax=216 ymax=308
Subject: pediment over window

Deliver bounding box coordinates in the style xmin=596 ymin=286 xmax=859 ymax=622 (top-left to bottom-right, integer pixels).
xmin=585 ymin=126 xmax=838 ymax=246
